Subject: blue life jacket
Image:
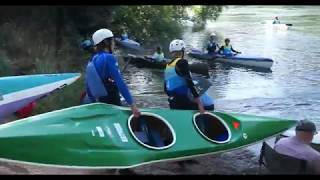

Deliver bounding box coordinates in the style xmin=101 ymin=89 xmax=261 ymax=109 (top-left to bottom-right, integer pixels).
xmin=121 ymin=33 xmax=128 ymax=40
xmin=164 ymin=58 xmax=190 ymax=96
xmin=223 ymin=44 xmax=233 ymax=56
xmin=85 ymin=55 xmax=108 ymax=102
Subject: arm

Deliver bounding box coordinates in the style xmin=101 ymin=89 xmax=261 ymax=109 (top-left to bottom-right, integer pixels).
xmin=176 ymin=60 xmax=205 ymax=113
xmin=216 ymin=43 xmax=220 ymax=49
xmin=164 ymin=81 xmax=168 ymax=95
xmin=106 ymin=55 xmax=134 ymax=105
xmin=218 ymin=46 xmax=224 ymax=54
xmin=175 ymin=59 xmax=199 ymax=98
xmin=106 ymin=55 xmax=140 ymax=117
xmin=231 ymin=46 xmax=241 ymax=54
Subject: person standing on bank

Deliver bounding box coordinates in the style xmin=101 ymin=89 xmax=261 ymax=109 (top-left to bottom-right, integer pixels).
xmin=164 ymin=39 xmax=206 ymax=113
xmin=85 ymin=28 xmax=140 ymax=118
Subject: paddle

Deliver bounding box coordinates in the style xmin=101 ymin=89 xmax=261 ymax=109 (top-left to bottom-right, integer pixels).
xmin=286 ymin=24 xmax=293 ymax=26
xmin=192 ymin=76 xmax=213 ymax=96
xmin=121 ymin=54 xmax=137 ymax=73
xmin=139 ymin=117 xmax=156 ymax=147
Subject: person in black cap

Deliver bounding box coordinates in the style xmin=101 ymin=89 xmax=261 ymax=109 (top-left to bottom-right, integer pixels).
xmin=275 ymin=120 xmax=320 ymax=174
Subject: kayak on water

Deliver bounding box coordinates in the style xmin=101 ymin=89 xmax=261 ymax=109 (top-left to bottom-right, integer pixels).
xmin=0 ymin=73 xmax=81 ymax=120
xmin=123 ymin=54 xmax=210 ymax=76
xmin=188 ymin=49 xmax=273 ymax=69
xmin=0 ymin=103 xmax=296 ymax=169
xmin=262 ymin=20 xmax=292 ymax=30
xmin=115 ymin=38 xmax=141 ymax=51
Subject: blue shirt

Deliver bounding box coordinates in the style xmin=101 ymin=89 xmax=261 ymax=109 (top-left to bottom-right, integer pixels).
xmin=86 ymin=51 xmax=133 ymax=105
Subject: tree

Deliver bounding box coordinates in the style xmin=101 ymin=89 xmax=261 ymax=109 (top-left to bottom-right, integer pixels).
xmin=191 ymin=6 xmax=223 ymax=32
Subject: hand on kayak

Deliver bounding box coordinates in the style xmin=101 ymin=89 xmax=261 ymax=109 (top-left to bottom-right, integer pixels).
xmin=195 ymin=97 xmax=206 ymax=114
xmin=131 ymin=104 xmax=141 ymax=118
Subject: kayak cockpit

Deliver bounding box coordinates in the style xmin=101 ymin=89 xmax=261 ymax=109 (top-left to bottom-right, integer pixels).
xmin=193 ymin=112 xmax=231 ymax=144
xmin=128 ymin=112 xmax=176 ymax=150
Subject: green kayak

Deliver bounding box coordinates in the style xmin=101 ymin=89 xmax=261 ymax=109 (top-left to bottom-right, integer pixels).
xmin=0 ymin=103 xmax=296 ymax=169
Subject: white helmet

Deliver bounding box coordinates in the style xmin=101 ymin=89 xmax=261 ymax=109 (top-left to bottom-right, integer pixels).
xmin=210 ymin=32 xmax=216 ymax=37
xmin=169 ymin=39 xmax=186 ymax=52
xmin=92 ymin=28 xmax=114 ymax=45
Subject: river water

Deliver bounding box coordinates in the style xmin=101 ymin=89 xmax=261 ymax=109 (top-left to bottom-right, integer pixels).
xmin=126 ymin=5 xmax=320 ymax=129
xmin=120 ymin=6 xmax=320 ymax=174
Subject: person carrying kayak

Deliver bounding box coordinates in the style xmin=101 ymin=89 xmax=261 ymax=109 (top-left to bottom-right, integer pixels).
xmin=85 ymin=28 xmax=140 ymax=118
xmin=164 ymin=39 xmax=206 ymax=113
xmin=273 ymin=16 xmax=281 ymax=24
xmin=150 ymin=46 xmax=165 ymax=62
xmin=219 ymin=38 xmax=241 ymax=56
xmin=206 ymin=33 xmax=220 ymax=54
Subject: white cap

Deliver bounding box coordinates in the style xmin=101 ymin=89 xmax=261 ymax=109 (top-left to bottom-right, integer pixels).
xmin=92 ymin=28 xmax=114 ymax=45
xmin=169 ymin=39 xmax=186 ymax=52
xmin=210 ymin=32 xmax=216 ymax=36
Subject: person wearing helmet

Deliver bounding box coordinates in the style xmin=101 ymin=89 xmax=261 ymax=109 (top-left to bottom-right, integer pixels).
xmin=273 ymin=16 xmax=281 ymax=24
xmin=85 ymin=28 xmax=140 ymax=118
xmin=206 ymin=33 xmax=219 ymax=54
xmin=164 ymin=39 xmax=206 ymax=113
xmin=219 ymin=38 xmax=241 ymax=56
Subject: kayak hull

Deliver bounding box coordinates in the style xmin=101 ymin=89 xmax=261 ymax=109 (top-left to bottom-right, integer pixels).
xmin=188 ymin=50 xmax=273 ymax=69
xmin=0 ymin=73 xmax=81 ymax=119
xmin=0 ymin=103 xmax=296 ymax=169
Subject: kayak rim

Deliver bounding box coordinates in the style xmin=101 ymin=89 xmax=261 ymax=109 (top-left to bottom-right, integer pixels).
xmin=193 ymin=112 xmax=232 ymax=144
xmin=127 ymin=112 xmax=177 ymax=150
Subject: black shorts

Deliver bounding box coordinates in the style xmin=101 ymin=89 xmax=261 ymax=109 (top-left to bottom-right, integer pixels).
xmin=98 ymin=91 xmax=122 ymax=106
xmin=168 ymin=95 xmax=214 ymax=111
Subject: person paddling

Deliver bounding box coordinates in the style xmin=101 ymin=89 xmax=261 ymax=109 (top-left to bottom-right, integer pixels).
xmin=206 ymin=33 xmax=220 ymax=54
xmin=85 ymin=28 xmax=140 ymax=118
xmin=219 ymin=38 xmax=241 ymax=56
xmin=273 ymin=16 xmax=281 ymax=24
xmin=151 ymin=46 xmax=165 ymax=62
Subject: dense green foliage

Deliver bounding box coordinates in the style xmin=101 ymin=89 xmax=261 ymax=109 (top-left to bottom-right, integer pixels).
xmin=0 ymin=6 xmax=223 ymax=116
